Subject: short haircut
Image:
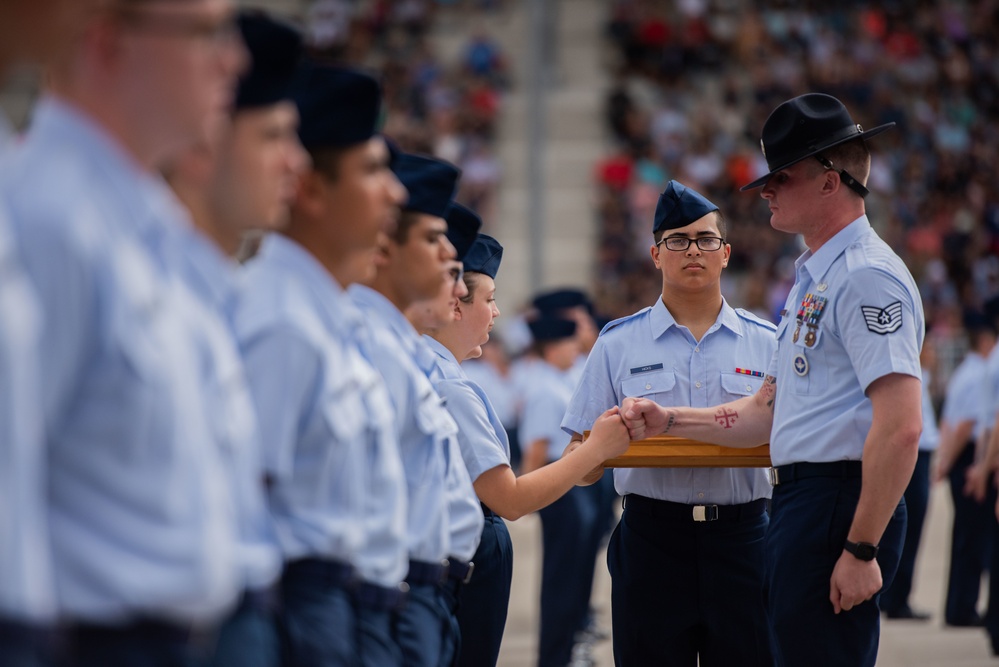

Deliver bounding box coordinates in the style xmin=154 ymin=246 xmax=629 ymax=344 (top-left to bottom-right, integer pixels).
xmin=308 ymin=145 xmax=345 ymax=182
xmin=818 ymin=137 xmax=871 ymax=185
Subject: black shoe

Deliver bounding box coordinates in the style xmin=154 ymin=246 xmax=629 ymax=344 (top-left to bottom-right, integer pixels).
xmin=945 ymin=613 xmax=985 ymax=627
xmin=884 ymin=606 xmax=931 ymax=621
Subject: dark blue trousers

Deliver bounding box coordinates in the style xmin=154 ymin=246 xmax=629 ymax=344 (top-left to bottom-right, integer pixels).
xmin=455 ymin=513 xmax=512 ymax=667
xmin=767 ymin=476 xmax=906 ymax=667
xmin=280 ymin=563 xmax=357 ymax=667
xmin=356 ymin=605 xmax=400 ymax=667
xmin=946 ymin=442 xmax=993 ymax=625
xmin=210 ymin=592 xmax=279 ymax=667
xmin=608 ymin=495 xmax=773 ymax=667
xmin=538 ymin=484 xmax=598 ymax=667
xmin=60 ymin=621 xmax=212 ymax=667
xmin=0 ymin=621 xmax=52 ymax=667
xmin=881 ymin=450 xmax=931 ymax=614
xmin=437 ymin=576 xmax=464 ymax=667
xmin=395 ymin=583 xmax=447 ymax=667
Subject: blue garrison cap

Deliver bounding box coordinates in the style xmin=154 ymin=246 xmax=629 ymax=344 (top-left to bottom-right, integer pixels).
xmin=532 ymin=288 xmax=592 ymax=315
xmin=445 ymin=203 xmax=482 ymax=261
xmin=294 ymin=63 xmax=382 ymax=149
xmin=653 ymin=180 xmax=719 ymax=234
xmin=528 ymin=316 xmax=577 ymax=343
xmin=463 ymin=233 xmax=503 ymax=279
xmin=392 ymin=153 xmax=461 ymax=219
xmin=235 ymin=12 xmax=303 ymax=110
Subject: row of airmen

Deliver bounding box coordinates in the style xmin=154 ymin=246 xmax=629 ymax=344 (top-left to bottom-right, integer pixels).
xmin=0 ymin=3 xmax=631 ymax=667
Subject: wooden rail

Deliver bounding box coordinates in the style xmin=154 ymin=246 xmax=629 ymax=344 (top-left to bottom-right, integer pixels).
xmin=585 ymin=432 xmax=771 ymax=468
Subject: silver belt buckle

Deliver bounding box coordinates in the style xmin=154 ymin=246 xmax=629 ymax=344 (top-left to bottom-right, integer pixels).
xmin=692 ymin=505 xmax=719 ymax=522
xmin=768 ymin=467 xmax=780 ymax=487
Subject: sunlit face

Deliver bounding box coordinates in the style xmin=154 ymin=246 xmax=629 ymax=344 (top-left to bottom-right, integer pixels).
xmin=387 ymin=212 xmax=458 ymax=306
xmin=760 ymin=160 xmax=824 ymax=235
xmin=319 ymin=136 xmax=407 ymax=285
xmin=114 ymin=0 xmax=247 ymax=156
xmin=651 ymin=212 xmax=730 ymax=294
xmin=210 ymin=101 xmax=308 ymax=233
xmin=459 ymin=273 xmax=499 ymax=347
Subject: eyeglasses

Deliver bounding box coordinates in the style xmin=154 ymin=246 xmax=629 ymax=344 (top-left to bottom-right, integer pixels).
xmin=656 ymin=236 xmax=725 ymax=252
xmin=449 ymin=265 xmax=465 ymax=285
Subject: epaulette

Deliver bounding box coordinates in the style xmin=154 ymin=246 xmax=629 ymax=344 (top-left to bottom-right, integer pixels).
xmin=734 ymin=308 xmax=777 ymax=332
xmin=599 ymin=307 xmax=651 ymax=336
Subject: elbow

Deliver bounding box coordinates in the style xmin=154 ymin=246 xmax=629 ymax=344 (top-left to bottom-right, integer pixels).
xmin=498 ymin=507 xmax=528 ymax=521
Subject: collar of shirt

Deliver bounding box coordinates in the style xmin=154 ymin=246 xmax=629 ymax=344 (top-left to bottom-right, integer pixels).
xmin=179 ymin=227 xmax=240 ymax=319
xmin=649 ymin=295 xmax=745 ymax=340
xmin=423 ymin=334 xmax=461 ymax=371
xmin=796 ymin=214 xmax=871 ymax=285
xmin=258 ymin=234 xmax=365 ymax=340
xmin=348 ymin=284 xmax=422 ymax=357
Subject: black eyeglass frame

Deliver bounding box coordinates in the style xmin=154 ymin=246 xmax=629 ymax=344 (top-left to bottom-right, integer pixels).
xmin=655 ymin=236 xmax=726 ymax=252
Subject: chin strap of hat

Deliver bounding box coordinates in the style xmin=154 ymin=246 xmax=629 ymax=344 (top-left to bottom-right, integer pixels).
xmin=815 ymin=155 xmax=869 ymax=198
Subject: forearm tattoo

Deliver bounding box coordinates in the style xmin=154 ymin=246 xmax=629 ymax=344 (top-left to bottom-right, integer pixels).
xmin=762 ymin=375 xmax=777 ymax=412
xmin=714 ymin=407 xmax=738 ymax=429
xmin=664 ymin=411 xmax=677 ymax=434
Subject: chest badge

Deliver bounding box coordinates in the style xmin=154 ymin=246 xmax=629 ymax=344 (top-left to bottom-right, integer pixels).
xmin=793 ymin=353 xmax=809 ymax=377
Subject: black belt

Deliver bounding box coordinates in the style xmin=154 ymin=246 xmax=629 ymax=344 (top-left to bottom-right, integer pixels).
xmin=67 ymin=618 xmax=214 ymax=647
xmin=769 ymin=460 xmax=862 ymax=486
xmin=406 ymin=559 xmax=448 ymax=586
xmin=480 ymin=502 xmax=497 ymax=518
xmin=623 ymin=494 xmax=768 ymax=522
xmin=354 ymin=581 xmax=409 ymax=612
xmin=444 ymin=557 xmax=475 ymax=585
xmin=284 ymin=557 xmax=357 ymax=588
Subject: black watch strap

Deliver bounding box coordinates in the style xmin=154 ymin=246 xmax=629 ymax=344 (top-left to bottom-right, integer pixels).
xmin=844 ymin=540 xmax=879 ymax=561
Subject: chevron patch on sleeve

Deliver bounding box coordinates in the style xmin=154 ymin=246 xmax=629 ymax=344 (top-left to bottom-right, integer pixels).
xmin=860 ymin=301 xmax=903 ymax=335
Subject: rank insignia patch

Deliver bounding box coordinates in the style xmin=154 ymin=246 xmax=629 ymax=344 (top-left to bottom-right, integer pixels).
xmin=861 ymin=302 xmax=902 ymax=335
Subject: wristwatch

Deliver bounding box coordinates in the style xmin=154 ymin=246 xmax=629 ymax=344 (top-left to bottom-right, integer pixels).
xmin=844 ymin=540 xmax=879 ymax=562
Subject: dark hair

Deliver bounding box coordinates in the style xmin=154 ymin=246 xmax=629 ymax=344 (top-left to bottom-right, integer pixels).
xmin=654 ymin=210 xmax=727 ymax=245
xmin=307 ymin=146 xmax=346 ymax=182
xmin=391 ymin=210 xmax=422 ymax=244
xmin=459 ymin=272 xmax=482 ymax=305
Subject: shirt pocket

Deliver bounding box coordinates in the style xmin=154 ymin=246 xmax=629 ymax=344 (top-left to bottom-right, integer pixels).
xmin=720 ymin=372 xmax=763 ymax=401
xmin=621 ymin=369 xmax=677 ymax=403
xmin=413 ymin=390 xmax=455 ymax=486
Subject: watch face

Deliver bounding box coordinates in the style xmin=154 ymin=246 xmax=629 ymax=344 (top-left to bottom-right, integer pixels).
xmin=847 ymin=541 xmax=878 ymax=561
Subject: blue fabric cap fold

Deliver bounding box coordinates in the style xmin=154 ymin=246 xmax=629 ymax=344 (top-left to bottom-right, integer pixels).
xmin=235 ymin=12 xmax=303 ymax=110
xmin=294 ymin=63 xmax=382 ymax=149
xmin=445 ymin=203 xmax=482 ymax=262
xmin=392 ymin=153 xmax=461 ymax=219
xmin=528 ymin=316 xmax=577 ymax=343
xmin=463 ymin=233 xmax=503 ymax=279
xmin=653 ymin=180 xmax=720 ymax=234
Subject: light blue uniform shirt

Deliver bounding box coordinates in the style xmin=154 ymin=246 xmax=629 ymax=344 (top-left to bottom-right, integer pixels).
xmin=235 ymin=235 xmax=407 ymax=588
xmin=5 ymin=97 xmax=240 ymax=624
xmin=350 ymin=284 xmax=453 ymax=565
xmin=563 ymin=298 xmax=774 ymax=505
xmin=424 ymin=336 xmax=511 ymax=482
xmin=175 ymin=228 xmax=282 ymax=592
xmin=941 ymin=352 xmax=985 ymax=429
xmin=918 ymin=370 xmax=939 ymax=452
xmin=769 ymin=216 xmax=924 ymax=466
xmin=978 ymin=345 xmax=999 ymax=443
xmin=462 ymin=359 xmax=519 ymax=430
xmin=521 ymin=362 xmax=575 ymax=462
xmin=0 ymin=199 xmax=54 ymax=622
xmin=416 ymin=337 xmax=483 ymax=562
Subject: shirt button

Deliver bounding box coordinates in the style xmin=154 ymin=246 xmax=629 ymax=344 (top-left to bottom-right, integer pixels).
xmin=746 ymin=385 xmax=752 ymax=392
xmin=697 ymin=492 xmax=705 ymax=499
xmin=694 ymin=347 xmax=700 ymax=353
xmin=645 ymin=383 xmax=652 ymax=390
xmin=695 ymin=381 xmax=702 ymax=388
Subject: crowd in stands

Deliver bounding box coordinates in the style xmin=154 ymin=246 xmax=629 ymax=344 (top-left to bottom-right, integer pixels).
xmin=305 ymin=0 xmax=507 ymax=226
xmin=593 ymin=0 xmax=999 ymax=396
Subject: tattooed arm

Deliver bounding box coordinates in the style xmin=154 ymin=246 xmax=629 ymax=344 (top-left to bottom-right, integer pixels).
xmin=621 ymin=375 xmax=777 ymax=447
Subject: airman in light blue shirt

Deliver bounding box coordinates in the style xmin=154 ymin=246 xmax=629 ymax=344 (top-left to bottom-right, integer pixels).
xmin=5 ymin=96 xmax=242 ymax=627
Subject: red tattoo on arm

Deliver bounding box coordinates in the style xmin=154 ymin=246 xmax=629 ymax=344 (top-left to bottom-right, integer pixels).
xmin=714 ymin=408 xmax=739 ymax=429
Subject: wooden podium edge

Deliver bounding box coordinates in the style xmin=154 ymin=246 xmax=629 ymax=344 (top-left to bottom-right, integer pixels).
xmin=584 ymin=432 xmax=771 ymax=468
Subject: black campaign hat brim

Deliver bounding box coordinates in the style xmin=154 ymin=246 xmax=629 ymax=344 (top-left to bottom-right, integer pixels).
xmin=739 ymin=122 xmax=895 ymax=191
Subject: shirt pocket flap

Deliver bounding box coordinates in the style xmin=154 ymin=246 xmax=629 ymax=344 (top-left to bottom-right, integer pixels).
xmin=322 ymin=385 xmax=367 ymax=442
xmin=415 ymin=391 xmax=457 ymax=438
xmin=621 ymin=370 xmax=676 ymax=398
xmin=720 ymin=372 xmax=763 ymax=397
